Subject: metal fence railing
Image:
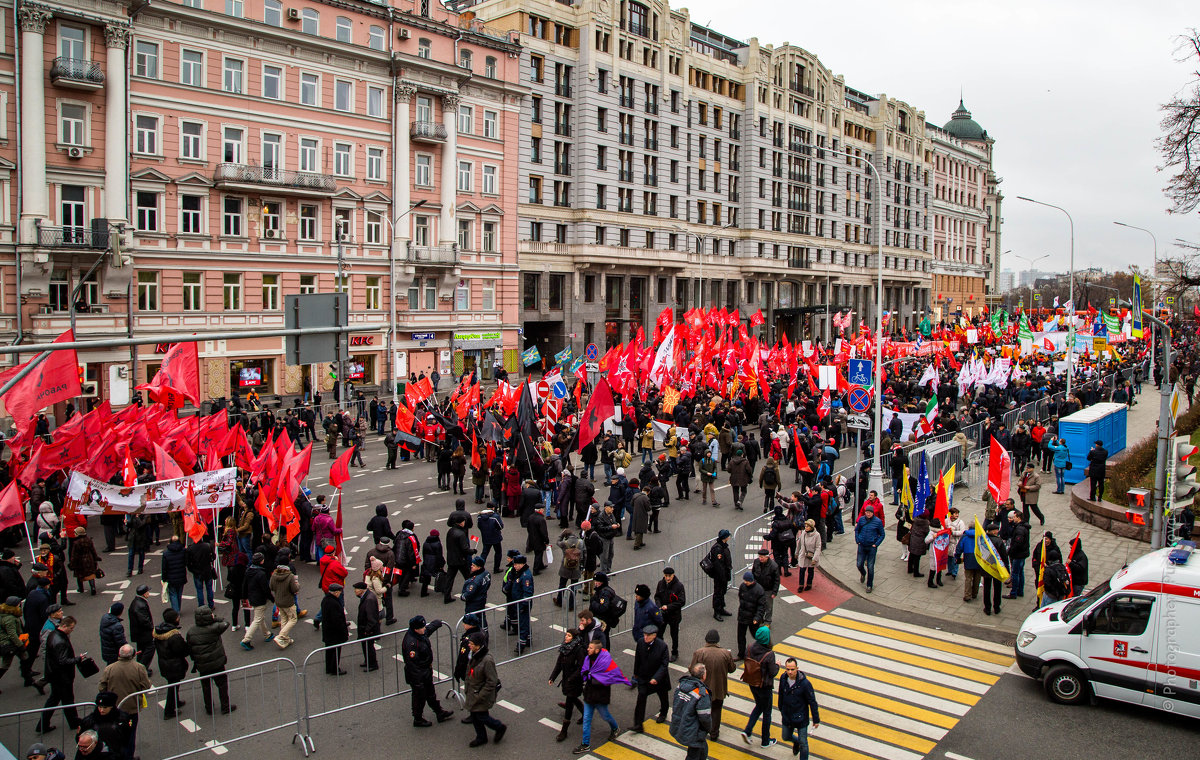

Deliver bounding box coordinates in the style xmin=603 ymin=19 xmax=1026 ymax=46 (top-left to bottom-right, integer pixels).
xmin=0 ymin=700 xmax=94 ymax=758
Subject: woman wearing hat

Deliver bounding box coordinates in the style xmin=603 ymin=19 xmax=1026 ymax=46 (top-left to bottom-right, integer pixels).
xmin=548 ymin=627 xmax=585 ymax=742
xmin=68 ymin=528 xmax=101 ymax=597
xmin=741 ymin=625 xmax=780 ymax=748
xmin=796 ymin=519 xmax=822 ymax=592
xmin=464 ymin=632 xmax=506 ymax=746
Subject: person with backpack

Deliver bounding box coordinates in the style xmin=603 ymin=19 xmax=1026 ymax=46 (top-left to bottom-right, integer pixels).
xmin=778 ymin=657 xmax=820 ymax=758
xmin=705 ymin=530 xmax=734 ymax=622
xmin=758 ymin=457 xmax=781 ymax=514
xmin=588 ymin=572 xmax=625 ymax=634
xmin=740 ymin=625 xmax=779 ymax=748
xmin=670 ymin=663 xmax=713 ymax=760
xmin=555 ymin=528 xmax=584 ymax=610
xmin=735 ymin=572 xmax=768 ymax=660
xmin=766 ymin=507 xmax=797 ymax=578
xmin=459 ymin=557 xmax=491 ymax=625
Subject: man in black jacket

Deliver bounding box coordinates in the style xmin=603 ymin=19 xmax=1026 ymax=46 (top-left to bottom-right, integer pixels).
xmin=186 ymin=606 xmax=235 ymax=715
xmin=0 ymin=550 xmax=24 ymax=601
xmin=185 ymin=533 xmax=217 ymax=609
xmin=36 ymin=615 xmax=83 ymax=733
xmin=240 ymin=553 xmax=274 ymax=650
xmin=735 ymin=573 xmax=768 ymax=660
xmin=525 ymin=506 xmax=550 ymax=575
xmin=153 ymin=609 xmax=190 ymax=718
xmin=444 ymin=514 xmax=473 ymax=603
xmin=128 ymin=585 xmax=155 ymax=673
xmin=402 ymin=615 xmax=453 ymax=727
xmin=352 ymin=582 xmax=380 ymax=671
xmin=320 ymin=585 xmax=349 ymax=675
xmin=1086 ymin=440 xmax=1109 ymax=502
xmin=708 ymin=530 xmax=733 ymax=621
xmin=1005 ymin=512 xmax=1031 ymax=599
xmin=751 ymin=549 xmax=781 ymax=625
xmin=654 ymin=568 xmax=686 ymax=661
xmin=631 ymin=625 xmax=671 ymax=732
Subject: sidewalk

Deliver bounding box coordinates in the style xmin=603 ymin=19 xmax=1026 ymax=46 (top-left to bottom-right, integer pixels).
xmin=813 ymin=390 xmax=1166 ymax=634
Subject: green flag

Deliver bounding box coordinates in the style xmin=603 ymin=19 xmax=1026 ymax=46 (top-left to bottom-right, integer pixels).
xmin=1018 ymin=314 xmax=1033 ymax=342
xmin=1102 ymin=312 xmax=1119 ymax=334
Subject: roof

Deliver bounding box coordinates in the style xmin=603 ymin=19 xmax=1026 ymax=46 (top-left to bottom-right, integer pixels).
xmin=942 ymin=99 xmax=987 ymax=141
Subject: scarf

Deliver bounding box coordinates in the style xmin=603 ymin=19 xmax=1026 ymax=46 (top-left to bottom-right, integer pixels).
xmin=581 ymin=648 xmax=630 ymax=687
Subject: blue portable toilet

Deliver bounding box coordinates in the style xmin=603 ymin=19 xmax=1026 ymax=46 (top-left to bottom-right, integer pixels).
xmin=1056 ymin=402 xmax=1129 ymax=485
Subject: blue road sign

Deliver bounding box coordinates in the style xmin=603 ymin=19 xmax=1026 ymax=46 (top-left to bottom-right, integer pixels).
xmin=585 ymin=343 xmax=599 ymax=361
xmin=847 ymin=386 xmax=871 ymax=414
xmin=847 ymin=358 xmax=874 ymax=388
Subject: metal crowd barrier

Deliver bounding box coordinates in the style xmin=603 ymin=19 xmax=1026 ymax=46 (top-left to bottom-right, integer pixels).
xmin=121 ymin=656 xmax=306 ymax=759
xmin=0 ymin=700 xmax=94 ymax=758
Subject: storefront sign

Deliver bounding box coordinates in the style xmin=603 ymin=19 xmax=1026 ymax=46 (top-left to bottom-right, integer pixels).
xmin=411 ymin=332 xmax=436 ymax=341
xmin=350 ymin=336 xmax=374 ymax=346
xmin=154 ymin=344 xmax=170 ymax=354
xmin=453 ymin=331 xmax=501 ymax=342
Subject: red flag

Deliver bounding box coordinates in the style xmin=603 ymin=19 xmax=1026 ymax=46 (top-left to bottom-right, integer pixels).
xmin=154 ymin=443 xmax=184 ymax=480
xmin=334 ymin=491 xmax=345 ymax=560
xmin=121 ymin=452 xmax=138 ymax=487
xmin=817 ymin=390 xmax=831 ymax=420
xmin=394 ymin=403 xmax=415 ymax=434
xmin=577 ymin=377 xmax=615 ymax=452
xmin=987 ymin=437 xmax=1012 ymax=504
xmin=0 ymin=481 xmax=24 ymax=531
xmin=750 ymin=309 xmax=765 ymax=327
xmin=280 ymin=443 xmax=312 ymax=498
xmin=329 ymin=447 xmax=354 ymax=489
xmin=1043 ymin=337 xmax=1054 ymax=351
xmin=255 ymin=486 xmax=277 ymax=530
xmin=183 ymin=480 xmax=206 ymax=543
xmin=1 ymin=330 xmax=82 ymax=434
xmin=137 ymin=341 xmax=200 ymax=409
xmin=471 ymin=430 xmax=481 ymax=470
xmin=792 ymin=430 xmax=811 ymax=473
xmin=279 ymin=484 xmax=300 ymax=542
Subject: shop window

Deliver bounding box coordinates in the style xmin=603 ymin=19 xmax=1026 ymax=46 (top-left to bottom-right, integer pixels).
xmin=230 ymin=359 xmax=271 ymax=391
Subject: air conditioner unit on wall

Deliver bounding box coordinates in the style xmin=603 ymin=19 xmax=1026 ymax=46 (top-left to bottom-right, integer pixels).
xmin=398 ymin=28 xmax=410 ymax=39
xmin=68 ymin=147 xmax=83 ymax=158
xmin=287 ymin=7 xmax=300 ymax=20
xmin=265 ymin=229 xmax=277 ymax=239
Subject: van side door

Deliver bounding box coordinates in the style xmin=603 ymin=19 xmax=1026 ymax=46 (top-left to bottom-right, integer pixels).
xmin=1079 ymin=593 xmax=1157 ymax=703
xmin=1150 ymin=597 xmax=1200 ymax=718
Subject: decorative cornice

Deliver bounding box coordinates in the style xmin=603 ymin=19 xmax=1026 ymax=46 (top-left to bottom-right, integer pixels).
xmin=395 ymin=82 xmax=417 ymax=102
xmin=441 ymin=92 xmax=460 ymax=109
xmin=104 ymin=24 xmax=132 ymax=49
xmin=17 ymin=4 xmax=52 ymax=34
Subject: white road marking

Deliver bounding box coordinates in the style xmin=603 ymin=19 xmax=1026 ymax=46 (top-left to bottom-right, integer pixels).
xmin=404 ymin=480 xmax=418 ymax=484
xmin=945 ymin=753 xmax=981 ymax=760
xmin=205 ymin=740 xmax=228 ymax=755
xmin=179 ymin=719 xmax=200 ymax=733
xmin=803 ymin=605 xmax=826 ymax=616
xmin=497 ymin=699 xmax=524 ymax=713
xmin=355 ymin=488 xmax=369 ymax=493
xmin=783 ymin=636 xmax=990 ymax=694
xmin=832 ymin=608 xmax=1013 ymax=655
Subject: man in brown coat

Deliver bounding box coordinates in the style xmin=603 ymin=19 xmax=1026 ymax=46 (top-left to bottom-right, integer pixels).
xmin=688 ymin=629 xmax=735 ymax=740
xmin=1017 ymin=463 xmax=1045 ymax=525
xmin=98 ymin=644 xmax=152 ymax=758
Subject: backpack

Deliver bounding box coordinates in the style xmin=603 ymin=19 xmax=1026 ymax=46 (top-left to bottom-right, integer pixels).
xmin=610 ymin=592 xmax=628 ymax=620
xmin=740 ymin=651 xmax=770 ymax=688
xmin=562 ymin=544 xmax=582 ymax=570
xmin=763 ymin=467 xmax=779 ymax=489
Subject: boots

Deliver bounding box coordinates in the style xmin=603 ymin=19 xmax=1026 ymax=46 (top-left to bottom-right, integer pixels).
xmin=556 ymin=723 xmax=569 ymax=742
xmin=89 ymin=580 xmax=97 ymax=596
xmin=927 ymin=571 xmax=937 ymax=589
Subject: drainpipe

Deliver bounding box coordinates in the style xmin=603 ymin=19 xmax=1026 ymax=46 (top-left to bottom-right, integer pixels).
xmin=12 ymin=0 xmax=22 ymax=357
xmin=387 ymin=6 xmax=396 ymax=398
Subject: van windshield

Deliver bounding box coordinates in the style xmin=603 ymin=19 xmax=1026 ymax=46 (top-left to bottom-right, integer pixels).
xmin=1061 ymin=579 xmax=1111 ymax=623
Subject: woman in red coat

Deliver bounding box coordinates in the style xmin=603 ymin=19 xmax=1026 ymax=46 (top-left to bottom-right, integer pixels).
xmin=503 ymin=466 xmax=523 ymax=518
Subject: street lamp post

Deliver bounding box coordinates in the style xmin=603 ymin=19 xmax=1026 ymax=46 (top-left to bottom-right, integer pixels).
xmin=672 ymin=223 xmax=735 ymax=310
xmin=1114 ymin=221 xmax=1158 ymax=348
xmin=1012 ymin=252 xmax=1050 ymax=313
xmin=383 ymin=199 xmax=429 ymax=405
xmin=1017 ymin=196 xmax=1075 ymax=397
xmin=857 ymin=157 xmax=886 ymax=498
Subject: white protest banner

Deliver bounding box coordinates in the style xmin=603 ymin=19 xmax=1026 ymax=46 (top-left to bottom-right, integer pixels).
xmin=65 ymin=468 xmax=238 ymax=516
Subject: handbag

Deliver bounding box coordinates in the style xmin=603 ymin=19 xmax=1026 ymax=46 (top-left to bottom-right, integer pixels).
xmin=95 ymin=567 xmax=105 ymax=579
xmin=543 ymin=545 xmax=555 ymax=568
xmin=77 ymin=656 xmax=100 ymax=679
xmin=699 ymin=554 xmax=715 ymax=578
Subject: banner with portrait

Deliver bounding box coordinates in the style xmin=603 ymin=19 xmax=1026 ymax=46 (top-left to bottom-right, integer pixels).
xmin=64 ymin=468 xmax=238 ymax=516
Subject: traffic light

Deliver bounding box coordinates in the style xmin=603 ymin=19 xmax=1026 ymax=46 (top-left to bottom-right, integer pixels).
xmin=1176 ymin=437 xmax=1198 ymax=504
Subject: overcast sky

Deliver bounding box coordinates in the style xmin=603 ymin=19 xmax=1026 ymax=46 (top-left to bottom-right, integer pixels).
xmin=679 ymin=0 xmax=1199 ymax=278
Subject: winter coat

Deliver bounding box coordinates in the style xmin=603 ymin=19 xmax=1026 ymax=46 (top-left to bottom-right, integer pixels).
xmin=420 ymin=535 xmax=445 ymax=577
xmin=69 ymin=535 xmax=101 ymax=579
xmin=44 ymin=627 xmax=80 ymax=684
xmin=153 ymin=621 xmax=191 ymax=682
xmin=727 ymin=455 xmax=753 ymax=487
xmin=366 ymin=504 xmax=394 ymax=544
xmin=160 ymin=540 xmax=188 ymax=586
xmin=185 ymin=607 xmax=229 ymax=676
xmin=752 ymin=557 xmax=781 ymax=594
xmin=269 ymin=566 xmax=300 ymax=608
xmin=669 ymin=675 xmax=712 ymax=748
xmin=1008 ymin=522 xmax=1031 ymax=559
xmin=36 ymin=501 xmax=59 ymax=537
xmin=1086 ymin=446 xmax=1109 ymax=478
xmin=0 ymin=562 xmax=24 ymax=602
xmin=631 ymin=491 xmax=651 ymax=534
xmin=446 ymin=524 xmax=472 ymax=566
xmin=98 ymin=612 xmax=127 ymax=663
xmin=557 ymin=532 xmax=584 ymax=581
xmin=477 ymin=510 xmax=504 ymax=545
xmin=1047 ymin=440 xmax=1070 ymax=468
xmin=402 ymin=621 xmax=444 ymax=684
xmin=128 ymin=596 xmax=154 ymax=645
xmin=758 ymin=460 xmax=781 ymax=490
xmin=549 ymin=637 xmax=585 ymax=697
xmin=689 ymin=643 xmax=735 ymax=700
xmin=655 ymin=576 xmax=686 ymax=622
xmin=855 ymin=515 xmax=885 ymax=548
xmin=319 ymin=592 xmax=349 ymax=646
xmin=243 ymin=563 xmax=273 ymax=606
xmin=707 ymin=540 xmax=733 ymax=583
xmin=954 ymin=528 xmax=981 ymax=571
xmin=1018 ymin=470 xmax=1042 ymax=505
xmin=634 ymin=636 xmax=671 ymax=693
xmin=185 ymin=541 xmax=217 ymax=581
xmin=317 ymin=553 xmax=348 ymax=591
xmin=464 ymin=647 xmax=500 ymax=712
xmin=631 ymin=597 xmax=664 ymax=641
xmin=0 ymin=604 xmax=23 ymax=651
xmin=312 ymin=511 xmax=341 ymax=549
xmin=778 ymin=672 xmax=820 ymax=728
xmin=357 ymin=589 xmax=381 ymax=638
xmin=798 ymin=528 xmax=822 ymax=568
xmin=908 ymin=515 xmax=931 ymax=556
xmin=525 ymin=511 xmax=550 ymax=553
xmin=736 ymin=581 xmax=768 ymax=624
xmin=460 ymin=569 xmax=491 ymax=613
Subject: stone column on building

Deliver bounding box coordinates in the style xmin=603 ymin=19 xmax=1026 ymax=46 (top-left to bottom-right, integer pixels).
xmin=18 ymin=3 xmax=52 ymax=243
xmin=393 ymin=83 xmax=416 ymax=245
xmin=104 ymin=24 xmax=131 ymax=226
xmin=439 ymin=92 xmax=459 ymax=245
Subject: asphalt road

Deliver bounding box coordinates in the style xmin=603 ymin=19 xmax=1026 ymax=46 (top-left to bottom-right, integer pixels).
xmin=3 ymin=433 xmax=1194 ymax=759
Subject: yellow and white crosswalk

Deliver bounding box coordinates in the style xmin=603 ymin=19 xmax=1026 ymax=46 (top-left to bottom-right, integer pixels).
xmin=545 ymin=607 xmax=1013 ymax=760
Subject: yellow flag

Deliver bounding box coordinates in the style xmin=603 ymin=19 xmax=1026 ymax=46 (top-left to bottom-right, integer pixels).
xmin=974 ymin=517 xmax=1011 ymax=582
xmin=900 ymin=466 xmax=914 ymax=512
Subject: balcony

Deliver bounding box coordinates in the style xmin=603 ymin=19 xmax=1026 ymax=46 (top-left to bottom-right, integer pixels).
xmin=618 ymin=170 xmax=633 ymax=182
xmin=623 ymin=20 xmax=652 ymax=39
xmin=555 ymin=83 xmax=572 ymax=97
xmin=789 ymin=82 xmax=815 ymax=98
xmin=644 ymin=102 xmax=658 ymax=115
xmin=410 ymin=121 xmax=447 ymax=143
xmin=619 ymin=95 xmax=634 ymax=108
xmin=407 ymin=243 xmax=459 ymax=265
xmin=51 ymin=58 xmax=105 ymax=90
xmin=554 ymin=123 xmax=572 ymax=137
xmin=37 ymin=224 xmax=110 ymax=249
xmin=644 ymin=174 xmax=658 ymax=186
xmin=214 ymin=163 xmax=336 ymax=196
xmin=644 ymin=139 xmax=658 ymax=151
xmin=619 ymin=133 xmax=634 ymax=146
xmin=554 ymin=163 xmax=572 ymax=175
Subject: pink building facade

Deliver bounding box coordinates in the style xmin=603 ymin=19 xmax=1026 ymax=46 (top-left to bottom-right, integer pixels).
xmin=1 ymin=0 xmax=523 ymax=411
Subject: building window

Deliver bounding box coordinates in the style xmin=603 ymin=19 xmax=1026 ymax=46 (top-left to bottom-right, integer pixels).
xmin=482 ymin=165 xmax=496 ymax=195
xmin=415 ymin=155 xmax=432 ymax=186
xmin=262 ymin=65 xmax=282 ymax=99
xmin=263 ymin=0 xmax=281 ymax=25
xmin=59 ymin=103 xmax=85 ymax=146
xmin=134 ymin=115 xmax=158 ymax=154
xmin=482 ymin=110 xmax=498 ymax=139
xmin=300 ymin=73 xmax=319 ymax=106
xmin=481 ymin=279 xmax=495 ymax=310
xmin=458 ymin=160 xmax=473 ymax=192
xmin=222 ymin=127 xmax=243 ymax=163
xmin=262 ymin=133 xmax=281 ymax=171
xmin=334 ymin=80 xmax=352 ymax=112
xmin=423 ymin=277 xmax=437 ymax=310
xmin=365 ymin=276 xmax=381 ymax=309
xmin=548 ymin=274 xmax=564 ymax=310
xmin=181 ymin=49 xmax=204 ymax=86
xmin=366 ymin=211 xmax=383 ymax=244
xmin=222 ymin=197 xmax=243 ymax=236
xmin=333 ymin=143 xmax=352 ymax=176
xmin=49 ymin=270 xmax=69 ymax=312
xmin=299 ymin=138 xmax=318 ymax=172
xmin=299 ymin=204 xmax=317 ymax=240
xmin=455 ymin=281 xmax=470 ymax=310
xmin=367 ymin=86 xmax=385 ymax=118
xmin=334 ymin=274 xmax=350 ymax=293
xmin=485 ymin=56 xmax=497 ymax=77
xmin=136 ymin=271 xmax=159 ymax=311
xmin=180 ymin=195 xmax=203 ymax=233
xmin=459 ymin=50 xmax=472 ymax=70
xmin=482 ymin=221 xmax=496 ymax=251
xmin=458 ymin=104 xmax=473 ymax=134
xmin=225 ymin=0 xmax=243 ymax=17
xmin=261 ymin=273 xmax=279 ymax=309
xmin=457 ymin=219 xmax=472 ymax=250
xmin=135 ymin=191 xmax=159 ymax=231
xmin=223 ymin=273 xmax=242 ymax=310
xmin=417 ymin=38 xmax=431 ymax=58
xmin=583 ymin=274 xmax=595 ymax=301
xmin=415 ymin=95 xmax=433 ymax=123
xmin=366 ymin=147 xmax=384 ymax=181
xmin=134 ymin=41 xmax=158 ymax=78
xmin=222 ymin=58 xmax=243 ymax=94
xmin=522 ymin=273 xmax=540 ymax=309
xmin=261 ymin=201 xmax=281 ymax=237
xmin=530 ymin=54 xmax=544 ymax=82
xmin=182 ymin=272 xmax=202 ymax=311
xmin=301 ymin=8 xmax=319 ymax=35
xmin=299 ymin=274 xmax=316 ymax=294
xmin=334 ymin=208 xmax=352 ymax=241
xmin=335 ymin=16 xmax=352 ymax=43
xmin=413 ymin=215 xmax=430 ymax=246
xmin=368 ymin=25 xmax=385 ymax=50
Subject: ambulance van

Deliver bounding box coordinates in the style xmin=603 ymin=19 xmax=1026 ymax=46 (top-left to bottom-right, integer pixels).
xmin=1015 ymin=541 xmax=1200 ymax=717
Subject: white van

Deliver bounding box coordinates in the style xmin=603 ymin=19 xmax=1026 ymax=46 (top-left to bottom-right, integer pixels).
xmin=1015 ymin=541 xmax=1200 ymax=717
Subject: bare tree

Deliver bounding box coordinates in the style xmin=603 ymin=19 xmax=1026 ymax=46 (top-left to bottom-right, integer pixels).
xmin=1159 ymin=31 xmax=1200 ymax=214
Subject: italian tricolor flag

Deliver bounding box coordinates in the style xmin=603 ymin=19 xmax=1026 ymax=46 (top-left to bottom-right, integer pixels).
xmin=920 ymin=395 xmax=938 ymax=434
